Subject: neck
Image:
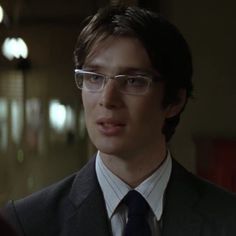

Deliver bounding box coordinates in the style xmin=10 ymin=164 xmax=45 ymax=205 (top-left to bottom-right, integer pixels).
xmin=100 ymin=145 xmax=167 ymax=188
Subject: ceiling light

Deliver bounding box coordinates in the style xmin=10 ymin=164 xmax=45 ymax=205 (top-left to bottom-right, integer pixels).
xmin=0 ymin=5 xmax=4 ymax=23
xmin=2 ymin=37 xmax=29 ymax=60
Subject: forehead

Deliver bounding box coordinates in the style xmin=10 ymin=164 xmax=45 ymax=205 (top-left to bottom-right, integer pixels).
xmin=84 ymin=36 xmax=153 ymax=73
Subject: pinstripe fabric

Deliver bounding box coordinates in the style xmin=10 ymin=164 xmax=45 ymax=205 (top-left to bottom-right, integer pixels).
xmin=96 ymin=151 xmax=171 ymax=236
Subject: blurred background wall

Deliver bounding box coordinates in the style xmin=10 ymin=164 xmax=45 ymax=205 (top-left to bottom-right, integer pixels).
xmin=160 ymin=0 xmax=236 ymax=190
xmin=0 ymin=0 xmax=235 ymax=206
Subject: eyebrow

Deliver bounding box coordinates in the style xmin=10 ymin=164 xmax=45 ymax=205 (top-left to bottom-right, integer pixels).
xmin=82 ymin=64 xmax=159 ymax=77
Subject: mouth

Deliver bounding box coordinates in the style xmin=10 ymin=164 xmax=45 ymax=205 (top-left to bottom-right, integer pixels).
xmin=96 ymin=118 xmax=126 ymax=136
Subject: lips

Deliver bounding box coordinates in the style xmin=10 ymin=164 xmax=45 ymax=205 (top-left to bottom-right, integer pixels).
xmin=96 ymin=118 xmax=126 ymax=136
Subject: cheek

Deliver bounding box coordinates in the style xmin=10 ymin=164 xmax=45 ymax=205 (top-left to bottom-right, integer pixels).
xmin=82 ymin=92 xmax=97 ymax=112
xmin=82 ymin=93 xmax=97 ymax=127
xmin=129 ymin=96 xmax=166 ymax=130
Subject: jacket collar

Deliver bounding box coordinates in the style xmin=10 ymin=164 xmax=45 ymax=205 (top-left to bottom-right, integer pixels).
xmin=65 ymin=156 xmax=112 ymax=236
xmin=63 ymin=156 xmax=203 ymax=236
xmin=162 ymin=159 xmax=203 ymax=236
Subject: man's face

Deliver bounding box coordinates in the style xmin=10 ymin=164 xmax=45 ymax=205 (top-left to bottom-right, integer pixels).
xmin=82 ymin=36 xmax=177 ymax=159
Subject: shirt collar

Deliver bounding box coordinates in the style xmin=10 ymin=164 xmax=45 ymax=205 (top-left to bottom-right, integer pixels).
xmin=95 ymin=151 xmax=172 ymax=220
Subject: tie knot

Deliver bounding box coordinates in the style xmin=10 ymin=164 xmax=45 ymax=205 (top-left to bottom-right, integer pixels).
xmin=123 ymin=190 xmax=150 ymax=217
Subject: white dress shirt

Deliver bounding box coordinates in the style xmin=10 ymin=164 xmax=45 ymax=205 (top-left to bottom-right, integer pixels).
xmin=95 ymin=151 xmax=172 ymax=236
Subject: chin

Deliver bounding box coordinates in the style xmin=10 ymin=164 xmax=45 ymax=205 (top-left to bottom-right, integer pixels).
xmin=94 ymin=141 xmax=125 ymax=156
xmin=96 ymin=146 xmax=120 ymax=156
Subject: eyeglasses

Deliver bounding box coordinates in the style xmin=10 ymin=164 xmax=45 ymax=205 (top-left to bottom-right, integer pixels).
xmin=74 ymin=69 xmax=160 ymax=95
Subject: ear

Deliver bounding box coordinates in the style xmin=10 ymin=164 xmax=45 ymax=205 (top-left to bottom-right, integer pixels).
xmin=165 ymin=89 xmax=187 ymax=118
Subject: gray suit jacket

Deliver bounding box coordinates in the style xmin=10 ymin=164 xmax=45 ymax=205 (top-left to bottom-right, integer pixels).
xmin=1 ymin=157 xmax=236 ymax=236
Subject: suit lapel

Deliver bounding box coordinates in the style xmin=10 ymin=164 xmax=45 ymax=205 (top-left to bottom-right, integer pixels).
xmin=60 ymin=156 xmax=203 ymax=236
xmin=63 ymin=157 xmax=112 ymax=236
xmin=162 ymin=160 xmax=203 ymax=236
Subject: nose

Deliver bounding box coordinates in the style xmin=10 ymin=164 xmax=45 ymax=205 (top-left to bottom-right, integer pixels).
xmin=99 ymin=79 xmax=123 ymax=109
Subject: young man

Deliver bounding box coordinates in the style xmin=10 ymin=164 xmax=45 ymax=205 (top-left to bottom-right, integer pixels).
xmin=1 ymin=5 xmax=236 ymax=236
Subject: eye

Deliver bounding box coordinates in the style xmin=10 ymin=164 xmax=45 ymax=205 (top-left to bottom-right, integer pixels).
xmin=126 ymin=76 xmax=148 ymax=87
xmin=86 ymin=73 xmax=104 ymax=84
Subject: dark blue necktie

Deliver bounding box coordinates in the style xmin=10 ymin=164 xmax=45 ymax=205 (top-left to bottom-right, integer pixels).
xmin=123 ymin=190 xmax=152 ymax=236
